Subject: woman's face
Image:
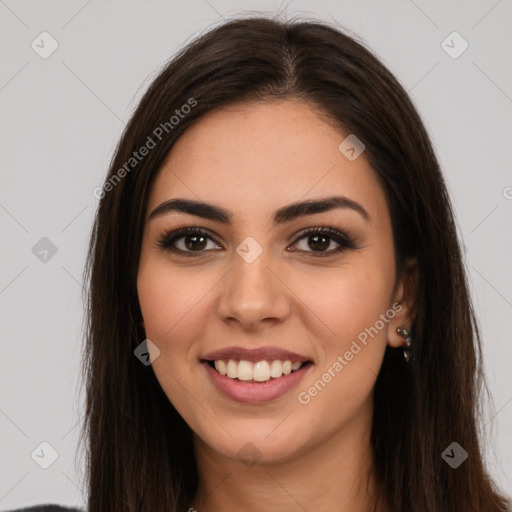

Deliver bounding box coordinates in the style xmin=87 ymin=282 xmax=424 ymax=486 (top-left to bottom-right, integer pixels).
xmin=137 ymin=98 xmax=413 ymax=465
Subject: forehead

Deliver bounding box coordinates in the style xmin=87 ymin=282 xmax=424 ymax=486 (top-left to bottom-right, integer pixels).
xmin=147 ymin=99 xmax=388 ymax=226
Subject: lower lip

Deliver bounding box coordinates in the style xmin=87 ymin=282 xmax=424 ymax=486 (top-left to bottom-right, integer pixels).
xmin=203 ymin=362 xmax=312 ymax=404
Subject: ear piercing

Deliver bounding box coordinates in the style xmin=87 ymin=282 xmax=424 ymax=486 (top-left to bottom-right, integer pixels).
xmin=396 ymin=326 xmax=412 ymax=363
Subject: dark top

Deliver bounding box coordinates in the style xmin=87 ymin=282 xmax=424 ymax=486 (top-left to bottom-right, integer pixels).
xmin=3 ymin=506 xmax=83 ymax=512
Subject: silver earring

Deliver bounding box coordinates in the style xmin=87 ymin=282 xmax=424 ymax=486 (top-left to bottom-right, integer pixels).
xmin=396 ymin=326 xmax=412 ymax=363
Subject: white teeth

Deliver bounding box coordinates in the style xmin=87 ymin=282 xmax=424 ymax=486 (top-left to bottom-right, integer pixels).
xmin=211 ymin=359 xmax=305 ymax=382
xmin=237 ymin=360 xmax=253 ymax=381
xmin=226 ymin=360 xmax=238 ymax=378
xmin=253 ymin=361 xmax=270 ymax=382
xmin=217 ymin=360 xmax=227 ymax=375
xmin=270 ymin=360 xmax=283 ymax=378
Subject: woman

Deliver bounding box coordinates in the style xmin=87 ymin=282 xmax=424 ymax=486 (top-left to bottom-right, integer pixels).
xmin=12 ymin=14 xmax=509 ymax=512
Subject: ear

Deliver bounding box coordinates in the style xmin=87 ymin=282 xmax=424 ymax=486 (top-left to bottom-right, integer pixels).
xmin=387 ymin=257 xmax=418 ymax=348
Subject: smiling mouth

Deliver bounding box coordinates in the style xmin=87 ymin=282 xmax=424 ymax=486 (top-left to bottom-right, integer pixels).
xmin=204 ymin=359 xmax=312 ymax=383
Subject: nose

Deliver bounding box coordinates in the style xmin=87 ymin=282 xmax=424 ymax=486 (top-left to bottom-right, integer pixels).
xmin=217 ymin=248 xmax=291 ymax=331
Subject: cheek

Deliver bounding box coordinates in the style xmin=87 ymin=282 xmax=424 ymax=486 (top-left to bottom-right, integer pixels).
xmin=291 ymin=258 xmax=393 ymax=347
xmin=137 ymin=261 xmax=206 ymax=348
xmin=137 ymin=263 xmax=210 ymax=416
xmin=291 ymin=253 xmax=394 ymax=404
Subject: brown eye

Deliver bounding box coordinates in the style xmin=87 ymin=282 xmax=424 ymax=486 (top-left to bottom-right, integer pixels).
xmin=157 ymin=227 xmax=222 ymax=256
xmin=304 ymin=234 xmax=331 ymax=252
xmin=290 ymin=227 xmax=356 ymax=256
xmin=183 ymin=233 xmax=208 ymax=251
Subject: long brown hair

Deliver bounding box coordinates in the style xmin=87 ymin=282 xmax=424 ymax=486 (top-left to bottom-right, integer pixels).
xmin=80 ymin=14 xmax=511 ymax=511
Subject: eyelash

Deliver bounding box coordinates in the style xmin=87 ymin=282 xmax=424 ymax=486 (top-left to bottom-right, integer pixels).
xmin=155 ymin=224 xmax=357 ymax=258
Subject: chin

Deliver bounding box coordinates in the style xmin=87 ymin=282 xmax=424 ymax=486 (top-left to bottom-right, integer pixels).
xmin=193 ymin=417 xmax=316 ymax=467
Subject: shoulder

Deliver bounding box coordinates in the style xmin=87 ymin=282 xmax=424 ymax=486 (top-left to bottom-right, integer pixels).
xmin=3 ymin=505 xmax=84 ymax=512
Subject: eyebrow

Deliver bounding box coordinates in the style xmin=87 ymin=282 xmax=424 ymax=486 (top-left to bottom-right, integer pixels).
xmin=147 ymin=195 xmax=370 ymax=225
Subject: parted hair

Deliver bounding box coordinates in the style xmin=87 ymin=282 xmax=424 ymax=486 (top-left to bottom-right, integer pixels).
xmin=80 ymin=14 xmax=511 ymax=512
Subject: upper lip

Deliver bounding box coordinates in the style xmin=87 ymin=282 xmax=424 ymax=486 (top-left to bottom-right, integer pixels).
xmin=202 ymin=346 xmax=311 ymax=363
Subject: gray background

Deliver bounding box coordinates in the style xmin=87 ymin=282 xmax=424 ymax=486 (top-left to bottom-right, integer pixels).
xmin=1 ymin=0 xmax=511 ymax=508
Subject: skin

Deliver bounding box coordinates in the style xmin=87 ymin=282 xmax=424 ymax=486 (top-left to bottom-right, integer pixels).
xmin=137 ymin=98 xmax=417 ymax=512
